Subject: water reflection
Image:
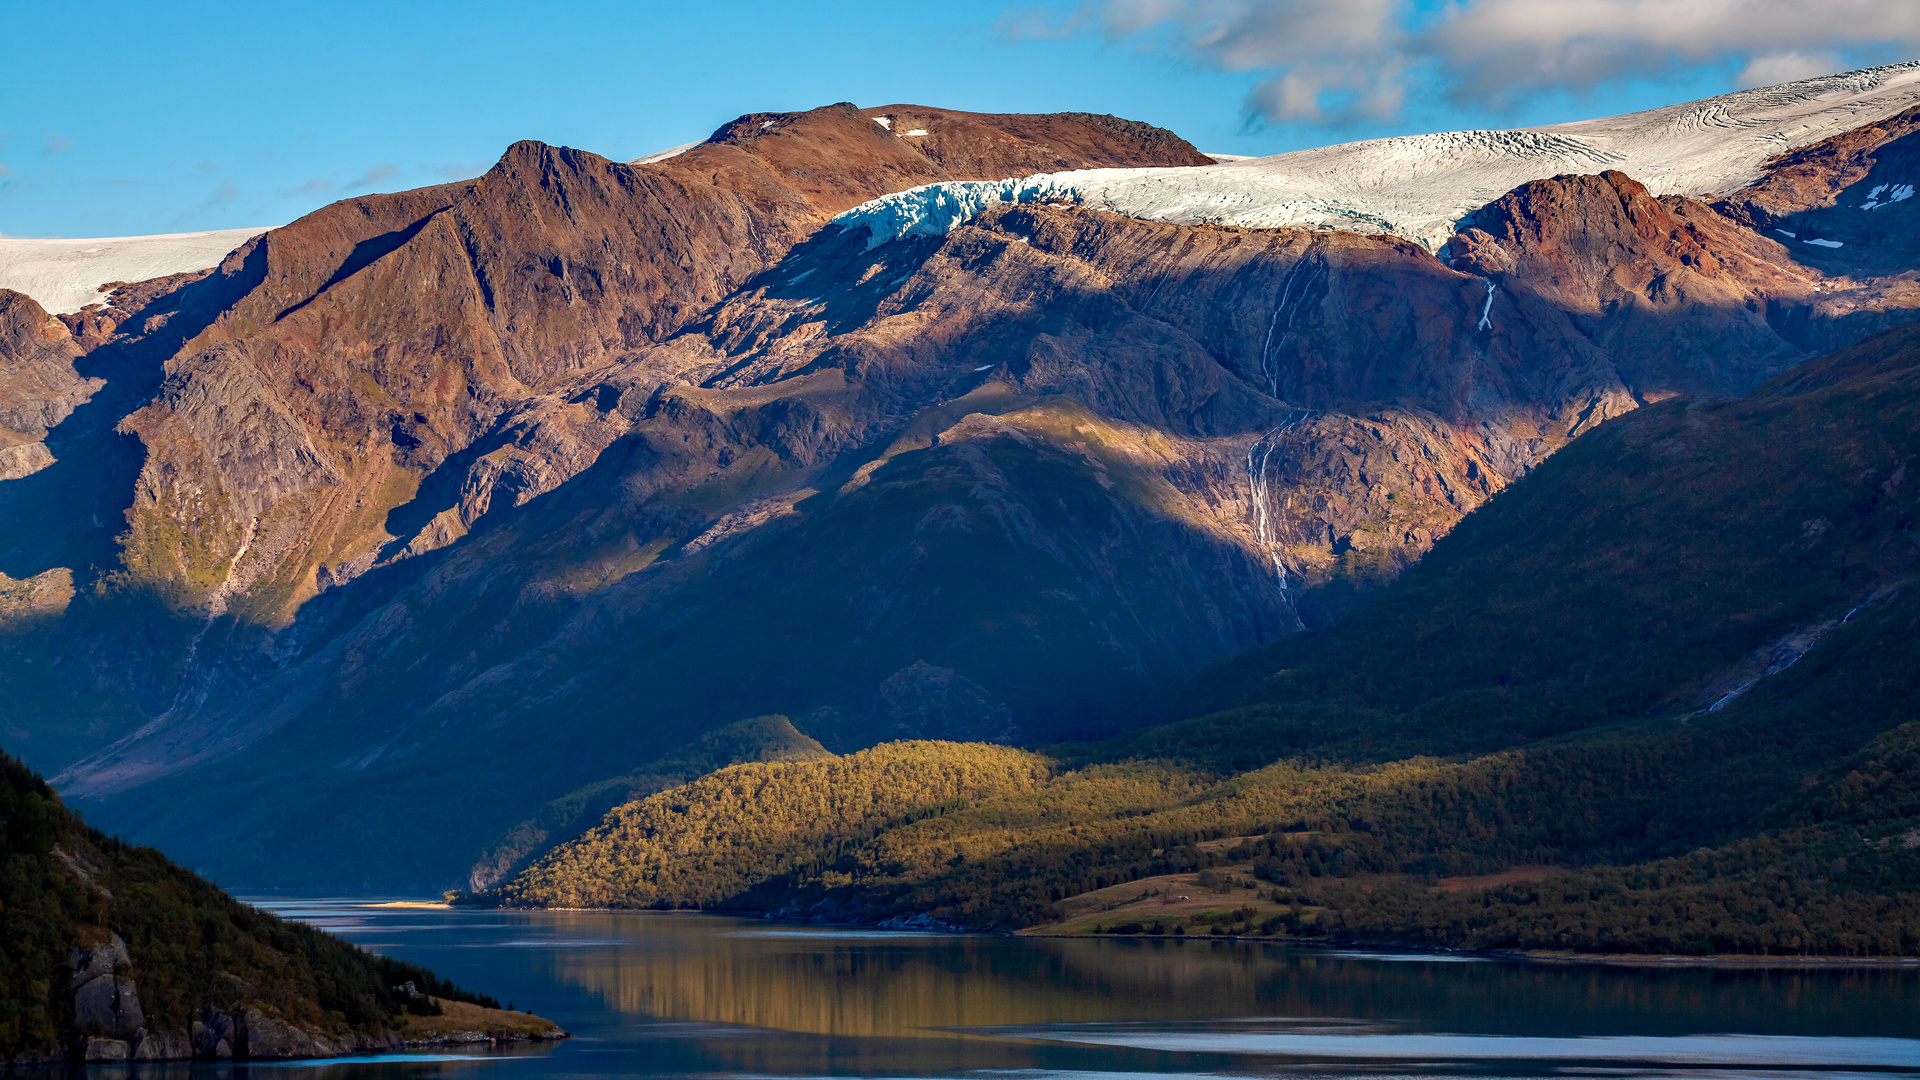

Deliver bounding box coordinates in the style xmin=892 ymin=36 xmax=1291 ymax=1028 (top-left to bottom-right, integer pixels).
xmin=238 ymin=900 xmax=1920 ymax=1079
xmin=983 ymin=1020 xmax=1920 ymax=1066
xmin=527 ymin=914 xmax=1920 ymax=1041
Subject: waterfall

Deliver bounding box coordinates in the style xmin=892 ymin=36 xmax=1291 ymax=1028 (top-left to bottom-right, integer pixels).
xmin=1246 ymin=410 xmax=1314 ymax=630
xmin=1259 ymin=259 xmax=1326 ymax=397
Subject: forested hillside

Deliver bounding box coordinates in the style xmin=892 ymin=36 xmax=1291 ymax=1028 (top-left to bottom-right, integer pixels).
xmin=479 ymin=742 xmax=1052 ymax=910
xmin=0 ymin=749 xmax=505 ymax=1062
xmin=473 ymin=321 xmax=1920 ymax=956
xmin=466 ymin=715 xmax=833 ymax=891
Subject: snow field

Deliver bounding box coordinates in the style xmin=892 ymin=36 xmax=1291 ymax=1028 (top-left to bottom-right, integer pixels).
xmin=0 ymin=228 xmax=267 ymax=315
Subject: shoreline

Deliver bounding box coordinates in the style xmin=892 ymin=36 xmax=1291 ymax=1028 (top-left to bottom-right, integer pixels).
xmin=13 ymin=999 xmax=571 ymax=1069
xmin=1023 ymin=930 xmax=1920 ymax=968
xmin=1499 ymin=949 xmax=1920 ymax=969
xmin=447 ymin=900 xmax=1920 ymax=969
xmin=7 ymin=1030 xmax=570 ymax=1071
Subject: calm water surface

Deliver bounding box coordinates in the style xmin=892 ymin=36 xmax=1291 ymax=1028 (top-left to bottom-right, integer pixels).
xmin=221 ymin=899 xmax=1920 ymax=1080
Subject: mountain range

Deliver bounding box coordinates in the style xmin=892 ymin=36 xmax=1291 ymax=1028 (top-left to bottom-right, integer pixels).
xmin=2 ymin=64 xmax=1918 ymax=908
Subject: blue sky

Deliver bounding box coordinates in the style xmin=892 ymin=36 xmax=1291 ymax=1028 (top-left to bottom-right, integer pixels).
xmin=2 ymin=0 xmax=1914 ymax=238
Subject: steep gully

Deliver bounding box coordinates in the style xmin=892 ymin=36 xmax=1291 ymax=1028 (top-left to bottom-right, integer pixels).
xmin=1 ymin=99 xmax=1918 ymax=890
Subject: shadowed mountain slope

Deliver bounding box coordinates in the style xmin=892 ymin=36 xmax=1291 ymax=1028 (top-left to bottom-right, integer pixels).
xmin=480 ymin=321 xmax=1920 ymax=956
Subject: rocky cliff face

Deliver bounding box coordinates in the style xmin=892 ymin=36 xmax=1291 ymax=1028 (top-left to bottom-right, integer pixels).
xmin=3 ymin=97 xmax=1919 ymax=891
xmin=0 ymin=291 xmax=93 ymax=482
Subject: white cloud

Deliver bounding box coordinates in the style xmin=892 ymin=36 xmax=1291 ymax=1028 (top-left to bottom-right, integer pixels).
xmin=1735 ymin=51 xmax=1847 ymax=89
xmin=1426 ymin=0 xmax=1920 ymax=105
xmin=1032 ymin=0 xmax=1920 ymax=123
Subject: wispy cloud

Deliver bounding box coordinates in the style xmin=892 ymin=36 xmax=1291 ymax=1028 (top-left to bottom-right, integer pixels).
xmin=427 ymin=160 xmax=489 ymax=180
xmin=280 ymin=178 xmax=335 ymax=199
xmin=346 ymin=163 xmax=400 ymax=191
xmin=1012 ymin=0 xmax=1920 ymax=124
xmin=43 ymin=131 xmax=71 ymax=154
xmin=175 ymin=179 xmax=240 ymax=225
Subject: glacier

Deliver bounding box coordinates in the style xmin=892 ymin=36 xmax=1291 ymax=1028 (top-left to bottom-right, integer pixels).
xmin=0 ymin=228 xmax=269 ymax=315
xmin=835 ymin=173 xmax=1107 ymax=249
xmin=833 ymin=61 xmax=1920 ymax=253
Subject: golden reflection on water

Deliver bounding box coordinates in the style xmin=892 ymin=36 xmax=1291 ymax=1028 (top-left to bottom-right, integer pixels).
xmin=529 ymin=912 xmax=1920 ymax=1043
xmin=234 ymin=900 xmax=1920 ymax=1079
xmin=536 ymin=914 xmax=1330 ymax=1038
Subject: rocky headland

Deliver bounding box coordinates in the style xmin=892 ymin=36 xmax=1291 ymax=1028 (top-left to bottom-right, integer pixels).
xmin=0 ymin=749 xmax=559 ymax=1066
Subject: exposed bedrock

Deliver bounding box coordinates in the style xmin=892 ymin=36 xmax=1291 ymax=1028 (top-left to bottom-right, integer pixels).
xmin=71 ymin=935 xmax=144 ymax=1040
xmin=0 ymin=290 xmax=94 ymax=448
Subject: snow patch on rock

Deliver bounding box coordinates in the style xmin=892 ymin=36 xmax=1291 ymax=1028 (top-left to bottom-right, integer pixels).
xmin=629 ymin=141 xmax=702 ymax=166
xmin=835 ymin=61 xmax=1920 ymax=252
xmin=1860 ymin=182 xmax=1915 ymax=210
